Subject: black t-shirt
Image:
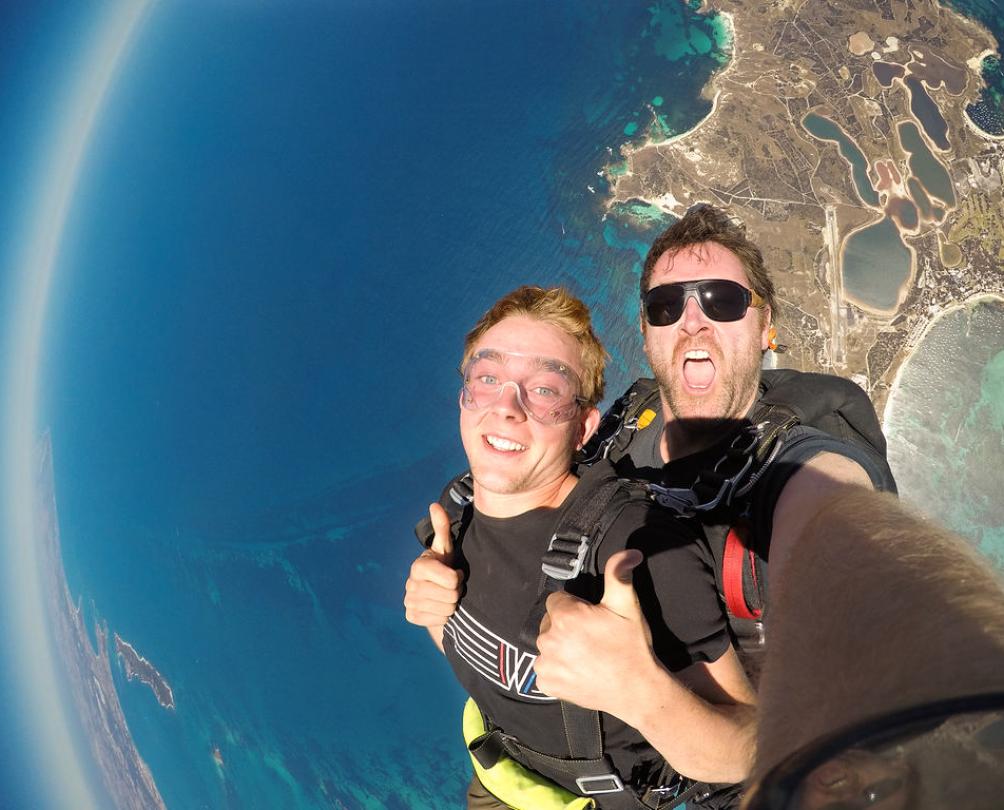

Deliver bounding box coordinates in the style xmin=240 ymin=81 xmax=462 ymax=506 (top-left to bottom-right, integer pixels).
xmin=442 ymin=489 xmax=729 ymax=792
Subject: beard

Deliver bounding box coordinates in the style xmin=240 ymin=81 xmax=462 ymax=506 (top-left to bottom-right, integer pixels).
xmin=651 ymin=336 xmax=763 ymax=440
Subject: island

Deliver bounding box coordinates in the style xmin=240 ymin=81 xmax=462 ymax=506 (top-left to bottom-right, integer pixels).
xmin=605 ymin=0 xmax=1004 ymax=416
xmin=114 ymin=633 xmax=175 ymax=711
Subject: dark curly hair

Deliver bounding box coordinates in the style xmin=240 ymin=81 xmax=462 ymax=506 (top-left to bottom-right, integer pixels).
xmin=640 ymin=204 xmax=777 ymax=324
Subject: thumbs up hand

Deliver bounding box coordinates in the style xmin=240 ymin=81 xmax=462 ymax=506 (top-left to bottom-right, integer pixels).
xmin=404 ymin=503 xmax=464 ymax=630
xmin=595 ymin=548 xmax=649 ymax=631
xmin=534 ymin=549 xmax=658 ymax=717
xmin=427 ymin=501 xmax=454 ymax=559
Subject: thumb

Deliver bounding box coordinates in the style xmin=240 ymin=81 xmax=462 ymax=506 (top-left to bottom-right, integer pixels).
xmin=600 ymin=549 xmax=644 ymax=620
xmin=428 ymin=502 xmax=454 ymax=560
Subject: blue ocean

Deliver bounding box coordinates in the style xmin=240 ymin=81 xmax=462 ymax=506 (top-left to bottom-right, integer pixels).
xmin=6 ymin=2 xmax=730 ymax=807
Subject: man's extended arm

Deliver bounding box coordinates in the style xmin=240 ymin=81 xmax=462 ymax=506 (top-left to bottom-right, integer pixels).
xmin=754 ymin=484 xmax=1004 ymax=780
xmin=767 ymin=450 xmax=875 ymax=583
xmin=535 ymin=550 xmax=757 ymax=784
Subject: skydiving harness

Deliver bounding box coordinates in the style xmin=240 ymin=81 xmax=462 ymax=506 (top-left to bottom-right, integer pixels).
xmin=414 ymin=370 xmax=891 ymax=807
xmin=578 ymin=378 xmax=799 ymax=518
xmin=577 ymin=370 xmax=893 ymax=638
xmin=574 ymin=378 xmax=791 ymax=635
xmin=415 ymin=461 xmax=717 ymax=810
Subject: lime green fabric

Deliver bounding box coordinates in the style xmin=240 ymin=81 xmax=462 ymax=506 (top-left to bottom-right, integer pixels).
xmin=462 ymin=698 xmax=595 ymax=810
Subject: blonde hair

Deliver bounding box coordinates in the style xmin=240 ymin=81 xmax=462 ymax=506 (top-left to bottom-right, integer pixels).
xmin=463 ymin=286 xmax=607 ymax=407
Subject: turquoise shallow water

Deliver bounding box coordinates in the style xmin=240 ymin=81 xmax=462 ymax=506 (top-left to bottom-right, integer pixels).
xmin=946 ymin=0 xmax=1004 ymax=134
xmin=885 ymin=298 xmax=1004 ymax=568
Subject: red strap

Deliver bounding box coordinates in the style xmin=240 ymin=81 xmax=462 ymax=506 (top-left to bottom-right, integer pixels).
xmin=723 ymin=526 xmax=762 ymax=620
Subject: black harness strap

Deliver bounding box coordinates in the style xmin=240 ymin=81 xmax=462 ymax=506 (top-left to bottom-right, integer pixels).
xmin=518 ymin=464 xmax=625 ymax=652
xmin=517 ymin=466 xmax=643 ymax=805
xmin=414 ymin=472 xmax=474 ymax=550
xmin=419 ymin=463 xmax=718 ymax=809
xmin=469 ymin=724 xmax=661 ymax=810
xmin=560 ymin=699 xmax=602 ymax=759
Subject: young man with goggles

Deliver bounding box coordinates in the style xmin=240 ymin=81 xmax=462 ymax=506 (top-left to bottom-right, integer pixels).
xmin=404 ymin=285 xmax=756 ymax=809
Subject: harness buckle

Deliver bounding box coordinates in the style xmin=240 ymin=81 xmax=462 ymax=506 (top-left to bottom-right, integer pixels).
xmin=541 ymin=533 xmax=590 ymax=580
xmin=649 ymin=770 xmax=687 ymax=797
xmin=702 ymin=452 xmax=753 ymax=511
xmin=575 ymin=774 xmax=624 ymax=795
xmin=448 ymin=474 xmax=474 ymax=506
xmin=729 ymin=423 xmax=762 ymax=456
xmin=647 ymin=484 xmax=699 ymax=517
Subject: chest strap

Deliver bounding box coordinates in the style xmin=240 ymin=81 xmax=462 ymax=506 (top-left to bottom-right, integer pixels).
xmin=648 ymin=404 xmax=800 ymax=518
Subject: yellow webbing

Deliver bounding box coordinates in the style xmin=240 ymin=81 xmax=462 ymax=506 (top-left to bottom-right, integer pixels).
xmin=462 ymin=698 xmax=595 ymax=810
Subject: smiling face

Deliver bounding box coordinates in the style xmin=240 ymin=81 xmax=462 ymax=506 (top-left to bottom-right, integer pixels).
xmin=642 ymin=241 xmax=771 ymax=454
xmin=459 ymin=315 xmax=600 ymax=515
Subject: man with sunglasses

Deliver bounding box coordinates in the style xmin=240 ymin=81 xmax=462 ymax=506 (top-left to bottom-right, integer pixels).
xmin=532 ymin=205 xmax=905 ymax=768
xmin=550 ymin=205 xmax=1004 ymax=808
xmin=405 ymin=285 xmax=756 ymax=809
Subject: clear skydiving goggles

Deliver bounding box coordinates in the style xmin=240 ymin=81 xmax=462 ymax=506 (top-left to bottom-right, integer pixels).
xmin=459 ymin=349 xmax=587 ymax=425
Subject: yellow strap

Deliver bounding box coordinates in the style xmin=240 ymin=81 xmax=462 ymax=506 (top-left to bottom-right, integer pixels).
xmin=462 ymin=698 xmax=595 ymax=810
xmin=636 ymin=408 xmax=658 ymax=430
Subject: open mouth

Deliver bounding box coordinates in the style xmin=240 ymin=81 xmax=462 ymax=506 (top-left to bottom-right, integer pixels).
xmin=681 ymin=349 xmax=716 ymax=391
xmin=484 ymin=434 xmax=527 ymax=453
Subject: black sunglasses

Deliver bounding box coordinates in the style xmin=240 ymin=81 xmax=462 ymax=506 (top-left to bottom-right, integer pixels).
xmin=642 ymin=279 xmax=765 ymax=326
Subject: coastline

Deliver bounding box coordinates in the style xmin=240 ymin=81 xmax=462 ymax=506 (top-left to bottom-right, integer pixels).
xmin=964 ymin=48 xmax=1004 ymax=140
xmin=114 ymin=633 xmax=175 ymax=710
xmin=599 ymin=0 xmax=1003 ymax=406
xmin=962 ymin=103 xmax=1004 ymax=141
xmin=607 ymin=9 xmax=737 ymax=191
xmin=882 ymin=292 xmax=1004 ymax=424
